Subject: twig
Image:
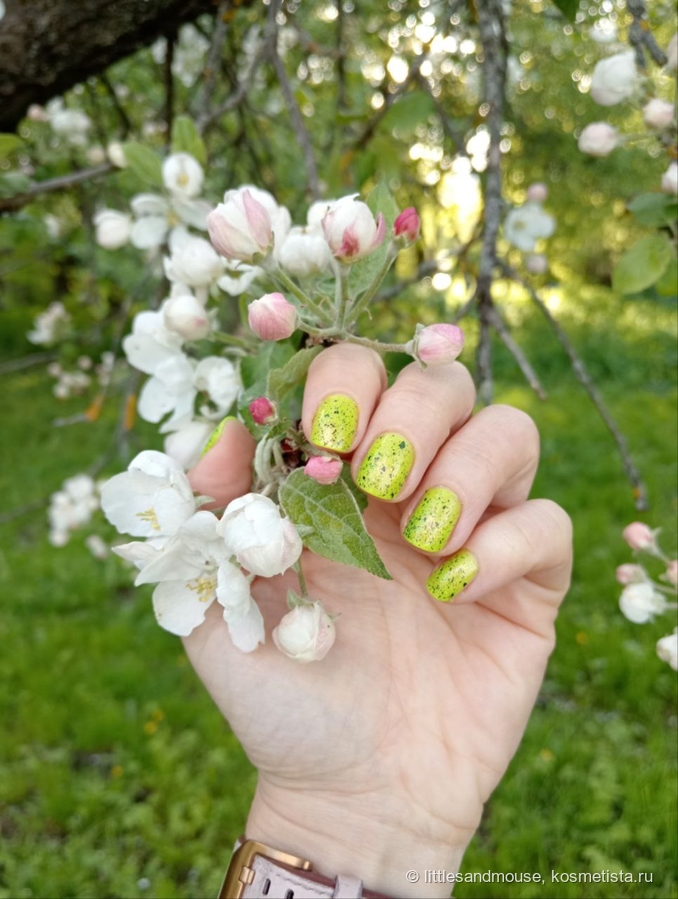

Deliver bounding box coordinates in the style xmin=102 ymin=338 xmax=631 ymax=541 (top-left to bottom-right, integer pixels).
xmin=502 ymin=262 xmax=648 ymax=511
xmin=266 ymin=1 xmax=320 ymax=199
xmin=626 ymin=0 xmax=667 ymax=69
xmin=198 ymin=46 xmax=268 ymax=133
xmin=417 ymin=74 xmax=468 ymax=157
xmin=0 ymin=351 xmax=56 ymax=375
xmin=0 ymin=164 xmax=114 ymax=214
xmin=164 ymin=30 xmax=176 ymax=148
xmin=198 ymin=2 xmax=230 ymax=121
xmin=100 ymin=74 xmax=133 ymax=137
xmin=485 ymin=305 xmax=547 ymax=400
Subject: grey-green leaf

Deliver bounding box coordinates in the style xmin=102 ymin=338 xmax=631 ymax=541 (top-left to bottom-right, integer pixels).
xmin=267 ymin=346 xmax=323 ymax=404
xmin=627 ymin=193 xmax=678 ymax=228
xmin=612 ymin=236 xmax=673 ymax=296
xmin=171 ymin=116 xmax=207 ymax=166
xmin=121 ymin=142 xmax=163 ymax=186
xmin=279 ymin=469 xmax=391 ymax=580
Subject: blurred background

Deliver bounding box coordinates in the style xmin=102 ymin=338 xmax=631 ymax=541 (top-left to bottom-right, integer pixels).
xmin=0 ymin=0 xmax=676 ymax=896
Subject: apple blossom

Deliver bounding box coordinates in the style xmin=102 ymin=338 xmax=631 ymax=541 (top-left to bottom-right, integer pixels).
xmin=101 ymin=451 xmax=196 ymax=538
xmin=656 ymin=629 xmax=678 ymax=671
xmin=107 ymin=142 xmax=127 ymax=168
xmin=27 ymin=301 xmax=71 ymax=346
xmin=278 ymin=228 xmax=332 ymax=277
xmin=129 ymin=193 xmax=212 ymax=250
xmin=248 ymin=292 xmax=297 ymax=341
xmin=162 ymin=152 xmax=204 ymax=198
xmin=661 ymin=162 xmax=678 ymax=196
xmin=622 ymin=522 xmax=656 ymax=551
xmin=321 ymin=196 xmax=386 ymax=262
xmin=305 ymin=456 xmax=343 ymax=485
xmin=137 ymin=353 xmax=197 ymax=428
xmin=642 ymin=99 xmax=675 ymax=130
xmin=49 ymin=106 xmax=92 ymax=144
xmin=666 ymin=34 xmax=678 ymax=72
xmin=163 ymin=292 xmax=211 ymax=341
xmin=525 ymin=253 xmax=548 ymax=274
xmin=577 ymin=122 xmax=619 ymax=158
xmin=249 ymin=397 xmax=277 ymax=425
xmin=666 ymin=561 xmax=678 ymax=586
xmin=619 ymin=582 xmax=667 ymax=624
xmin=122 ymin=310 xmax=183 ymax=375
xmin=236 ymin=184 xmax=292 ymax=256
xmin=393 ymin=207 xmax=420 ymax=243
xmin=590 ymin=52 xmax=638 ymax=106
xmin=504 ymin=203 xmax=556 ymax=253
xmin=164 ymin=230 xmax=224 ymax=288
xmin=94 ymin=209 xmax=132 ymax=250
xmin=615 ymin=564 xmax=646 ymax=585
xmin=48 ymin=474 xmax=100 ymax=546
xmin=193 ymin=356 xmax=240 ymax=416
xmin=526 ymin=183 xmax=548 ymax=203
xmin=164 ymin=420 xmax=214 ymax=469
xmin=409 ymin=323 xmax=465 ymax=367
xmin=273 ymin=601 xmax=336 ymax=663
xmin=589 ymin=19 xmax=617 ymax=44
xmin=207 ymin=188 xmax=274 ymax=262
xmin=306 ymin=199 xmax=336 ymax=231
xmin=85 ymin=534 xmax=109 ymax=560
xmin=217 ymin=493 xmax=302 ymax=577
xmin=217 ymin=261 xmax=262 ymax=296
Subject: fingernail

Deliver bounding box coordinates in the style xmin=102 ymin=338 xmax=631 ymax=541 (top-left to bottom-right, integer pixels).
xmin=403 ymin=487 xmax=462 ymax=552
xmin=311 ymin=394 xmax=359 ymax=453
xmin=426 ymin=549 xmax=478 ymax=602
xmin=201 ymin=416 xmax=236 ymax=457
xmin=356 ymin=433 xmax=414 ymax=500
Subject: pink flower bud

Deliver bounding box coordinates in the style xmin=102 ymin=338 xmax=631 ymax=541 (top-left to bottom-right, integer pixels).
xmin=622 ymin=522 xmax=656 ymax=551
xmin=322 ymin=196 xmax=386 ymax=262
xmin=394 ymin=207 xmax=421 ymax=243
xmin=616 ymin=563 xmax=646 ymax=585
xmin=666 ymin=560 xmax=678 ymax=586
xmin=273 ymin=601 xmax=336 ymax=663
xmin=305 ymin=456 xmax=343 ymax=485
xmin=207 ymin=188 xmax=273 ymax=262
xmin=411 ymin=323 xmax=464 ymax=367
xmin=642 ymin=98 xmax=675 ymax=130
xmin=526 ymin=183 xmax=548 ymax=203
xmin=248 ymin=292 xmax=297 ymax=341
xmin=577 ymin=122 xmax=619 ymax=158
xmin=249 ymin=397 xmax=277 ymax=425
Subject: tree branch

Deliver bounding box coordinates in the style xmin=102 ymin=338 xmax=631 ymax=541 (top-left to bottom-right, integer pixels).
xmin=0 ymin=164 xmax=114 ymax=215
xmin=485 ymin=305 xmax=547 ymax=400
xmin=626 ymin=0 xmax=667 ymax=69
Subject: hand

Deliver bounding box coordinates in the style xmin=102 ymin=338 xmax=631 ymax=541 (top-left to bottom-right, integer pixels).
xmin=184 ymin=345 xmax=572 ymax=898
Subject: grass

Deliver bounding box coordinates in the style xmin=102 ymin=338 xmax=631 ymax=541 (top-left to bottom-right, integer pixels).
xmin=0 ymin=295 xmax=676 ymax=899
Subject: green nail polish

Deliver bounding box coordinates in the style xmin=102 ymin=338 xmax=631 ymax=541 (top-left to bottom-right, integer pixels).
xmin=311 ymin=395 xmax=359 ymax=453
xmin=426 ymin=549 xmax=478 ymax=602
xmin=201 ymin=416 xmax=236 ymax=457
xmin=403 ymin=487 xmax=462 ymax=552
xmin=356 ymin=432 xmax=414 ymax=500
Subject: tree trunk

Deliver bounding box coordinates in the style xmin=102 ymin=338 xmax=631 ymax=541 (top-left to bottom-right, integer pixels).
xmin=0 ymin=0 xmax=221 ymax=132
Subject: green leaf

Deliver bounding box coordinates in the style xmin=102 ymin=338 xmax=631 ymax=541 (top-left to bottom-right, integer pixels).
xmin=550 ymin=0 xmax=579 ymax=20
xmin=240 ymin=342 xmax=295 ymax=390
xmin=0 ymin=134 xmax=23 ymax=158
xmin=279 ymin=469 xmax=391 ymax=580
xmin=340 ymin=467 xmax=367 ymax=512
xmin=0 ymin=172 xmax=31 ymax=198
xmin=349 ymin=182 xmax=400 ymax=296
xmin=267 ymin=346 xmax=323 ymax=405
xmin=627 ymin=193 xmax=678 ymax=228
xmin=170 ymin=116 xmax=207 ymax=166
xmin=655 ymin=256 xmax=678 ymax=298
xmin=121 ymin=142 xmax=163 ymax=186
xmin=612 ymin=236 xmax=673 ymax=296
xmin=382 ymin=91 xmax=435 ymax=134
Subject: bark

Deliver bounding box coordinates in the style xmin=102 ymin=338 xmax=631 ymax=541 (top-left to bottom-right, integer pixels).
xmin=0 ymin=0 xmax=222 ymax=132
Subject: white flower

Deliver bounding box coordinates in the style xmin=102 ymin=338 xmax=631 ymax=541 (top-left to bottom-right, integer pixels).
xmin=590 ymin=52 xmax=638 ymax=106
xmin=48 ymin=473 xmax=99 ymax=545
xmin=138 ymin=352 xmax=197 ymax=429
xmin=642 ymin=99 xmax=675 ymax=130
xmin=589 ymin=19 xmax=618 ymax=44
xmin=577 ymin=122 xmax=619 ymax=158
xmin=217 ymin=493 xmax=302 ymax=577
xmin=278 ymin=227 xmax=332 ymax=277
xmin=162 ymin=153 xmax=204 ymax=199
xmin=194 ymin=356 xmax=240 ymax=417
xmin=661 ymin=161 xmax=678 ymax=196
xmin=163 ymin=292 xmax=211 ymax=340
xmin=306 ymin=199 xmax=336 ymax=231
xmin=657 ymin=628 xmax=678 ymax=671
xmin=504 ymin=203 xmax=555 ymax=252
xmin=27 ymin=301 xmax=71 ymax=346
xmin=619 ymin=582 xmax=667 ymax=624
xmin=217 ymin=261 xmax=263 ymax=296
xmin=49 ymin=106 xmax=91 ymax=144
xmin=85 ymin=534 xmax=109 ymax=560
xmin=207 ymin=188 xmax=275 ymax=262
xmin=129 ymin=193 xmax=212 ymax=250
xmin=238 ymin=184 xmax=292 ymax=258
xmin=273 ymin=601 xmax=336 ymax=663
xmin=100 ymin=450 xmax=196 ymax=538
xmin=107 ymin=142 xmax=127 ymax=168
xmin=122 ymin=310 xmax=183 ymax=375
xmin=164 ymin=229 xmax=224 ymax=288
xmin=94 ymin=209 xmax=132 ymax=250
xmin=164 ymin=420 xmax=214 ymax=470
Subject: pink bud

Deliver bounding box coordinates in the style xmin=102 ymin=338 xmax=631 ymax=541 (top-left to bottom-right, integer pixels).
xmin=526 ymin=183 xmax=548 ymax=203
xmin=207 ymin=188 xmax=273 ymax=263
xmin=248 ymin=292 xmax=297 ymax=341
xmin=411 ymin=323 xmax=464 ymax=367
xmin=622 ymin=522 xmax=656 ymax=551
xmin=616 ymin=563 xmax=646 ymax=585
xmin=642 ymin=98 xmax=675 ymax=130
xmin=305 ymin=456 xmax=343 ymax=485
xmin=249 ymin=397 xmax=277 ymax=425
xmin=322 ymin=196 xmax=386 ymax=262
xmin=394 ymin=207 xmax=421 ymax=243
xmin=666 ymin=561 xmax=678 ymax=586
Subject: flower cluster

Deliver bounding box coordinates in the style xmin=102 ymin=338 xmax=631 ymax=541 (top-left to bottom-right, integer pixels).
xmin=504 ymin=182 xmax=556 ymax=268
xmin=27 ymin=301 xmax=71 ymax=346
xmin=49 ymin=474 xmax=100 ymax=547
xmin=617 ymin=521 xmax=677 ymax=670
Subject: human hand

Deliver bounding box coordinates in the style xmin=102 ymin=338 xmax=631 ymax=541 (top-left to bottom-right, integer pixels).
xmin=184 ymin=345 xmax=573 ymax=898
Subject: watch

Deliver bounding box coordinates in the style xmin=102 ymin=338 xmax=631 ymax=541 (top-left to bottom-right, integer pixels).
xmin=219 ymin=838 xmax=391 ymax=899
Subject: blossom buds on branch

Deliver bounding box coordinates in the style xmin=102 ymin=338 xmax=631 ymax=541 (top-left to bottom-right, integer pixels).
xmin=305 ymin=456 xmax=343 ymax=485
xmin=408 ymin=323 xmax=465 ymax=368
xmin=273 ymin=600 xmax=337 ymax=663
xmin=248 ymin=292 xmax=297 ymax=341
xmin=208 ymin=188 xmax=273 ymax=262
xmin=249 ymin=397 xmax=277 ymax=425
xmin=393 ymin=207 xmax=421 ymax=245
xmin=321 ymin=196 xmax=386 ymax=263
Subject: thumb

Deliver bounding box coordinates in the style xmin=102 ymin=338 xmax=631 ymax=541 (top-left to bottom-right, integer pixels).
xmin=188 ymin=417 xmax=255 ymax=508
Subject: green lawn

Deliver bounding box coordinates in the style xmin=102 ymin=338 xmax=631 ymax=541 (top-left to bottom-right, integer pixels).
xmin=0 ymin=293 xmax=676 ymax=899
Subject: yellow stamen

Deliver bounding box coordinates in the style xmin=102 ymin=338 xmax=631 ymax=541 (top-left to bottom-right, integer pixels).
xmin=136 ymin=508 xmax=160 ymax=532
xmin=187 ymin=575 xmax=216 ymax=603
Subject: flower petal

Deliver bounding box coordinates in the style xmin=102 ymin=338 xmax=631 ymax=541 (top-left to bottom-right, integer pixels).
xmin=225 ymin=600 xmax=265 ymax=652
xmin=152 ymin=580 xmax=216 ymax=636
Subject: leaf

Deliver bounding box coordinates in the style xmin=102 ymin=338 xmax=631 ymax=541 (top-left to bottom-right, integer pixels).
xmin=348 ymin=182 xmax=400 ymax=296
xmin=170 ymin=116 xmax=207 ymax=166
xmin=121 ymin=142 xmax=163 ymax=187
xmin=0 ymin=134 xmax=23 ymax=158
xmin=267 ymin=346 xmax=323 ymax=405
xmin=549 ymin=0 xmax=579 ymax=20
xmin=340 ymin=467 xmax=367 ymax=512
xmin=382 ymin=91 xmax=435 ymax=134
xmin=240 ymin=342 xmax=295 ymax=390
xmin=279 ymin=469 xmax=391 ymax=580
xmin=627 ymin=193 xmax=678 ymax=228
xmin=0 ymin=172 xmax=31 ymax=198
xmin=655 ymin=256 xmax=678 ymax=298
xmin=612 ymin=236 xmax=673 ymax=296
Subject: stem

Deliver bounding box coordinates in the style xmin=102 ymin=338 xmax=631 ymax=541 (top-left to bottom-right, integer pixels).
xmin=212 ymin=331 xmax=253 ymax=349
xmin=295 ymin=558 xmax=310 ymax=599
xmin=333 ymin=263 xmax=350 ymax=329
xmin=272 ymin=266 xmax=327 ymax=321
xmin=345 ymin=246 xmax=398 ymax=327
xmin=343 ymin=334 xmax=413 ymax=355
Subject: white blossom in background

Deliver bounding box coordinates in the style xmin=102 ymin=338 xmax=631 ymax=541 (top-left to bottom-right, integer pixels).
xmin=85 ymin=534 xmax=109 ymax=560
xmin=577 ymin=122 xmax=620 ymax=158
xmin=107 ymin=142 xmax=127 ymax=168
xmin=217 ymin=493 xmax=302 ymax=577
xmin=656 ymin=629 xmax=678 ymax=671
xmin=642 ymin=99 xmax=675 ymax=131
xmin=49 ymin=362 xmax=91 ymax=399
xmin=129 ymin=183 xmax=213 ymax=251
xmin=661 ymin=162 xmax=678 ymax=196
xmin=589 ymin=19 xmax=618 ymax=44
xmin=619 ymin=582 xmax=667 ymax=624
xmin=152 ymin=24 xmax=210 ymax=87
xmin=48 ymin=474 xmax=100 ymax=546
xmin=94 ymin=209 xmax=132 ymax=250
xmin=504 ymin=203 xmax=555 ymax=253
xmin=217 ymin=260 xmax=263 ymax=296
xmin=590 ymin=52 xmax=638 ymax=106
xmin=27 ymin=302 xmax=71 ymax=346
xmin=273 ymin=602 xmax=336 ymax=663
xmin=162 ymin=153 xmax=204 ymax=198
xmin=47 ymin=99 xmax=92 ymax=145
xmin=164 ymin=229 xmax=224 ymax=288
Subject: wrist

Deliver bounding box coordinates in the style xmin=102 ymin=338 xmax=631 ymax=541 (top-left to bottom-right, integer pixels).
xmin=245 ymin=778 xmax=476 ymax=898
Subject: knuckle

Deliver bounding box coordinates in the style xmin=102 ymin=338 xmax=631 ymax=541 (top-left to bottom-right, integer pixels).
xmin=535 ymin=499 xmax=574 ymax=548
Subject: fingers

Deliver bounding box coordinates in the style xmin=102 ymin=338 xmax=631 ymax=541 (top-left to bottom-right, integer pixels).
xmin=400 ymin=405 xmax=540 ymax=555
xmin=188 ymin=417 xmax=255 ymax=508
xmin=425 ymin=499 xmax=573 ymax=614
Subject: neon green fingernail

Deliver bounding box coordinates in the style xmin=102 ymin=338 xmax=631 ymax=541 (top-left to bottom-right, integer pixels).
xmin=311 ymin=395 xmax=359 ymax=453
xmin=403 ymin=487 xmax=462 ymax=552
xmin=426 ymin=549 xmax=478 ymax=602
xmin=201 ymin=416 xmax=236 ymax=457
xmin=356 ymin=433 xmax=414 ymax=500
